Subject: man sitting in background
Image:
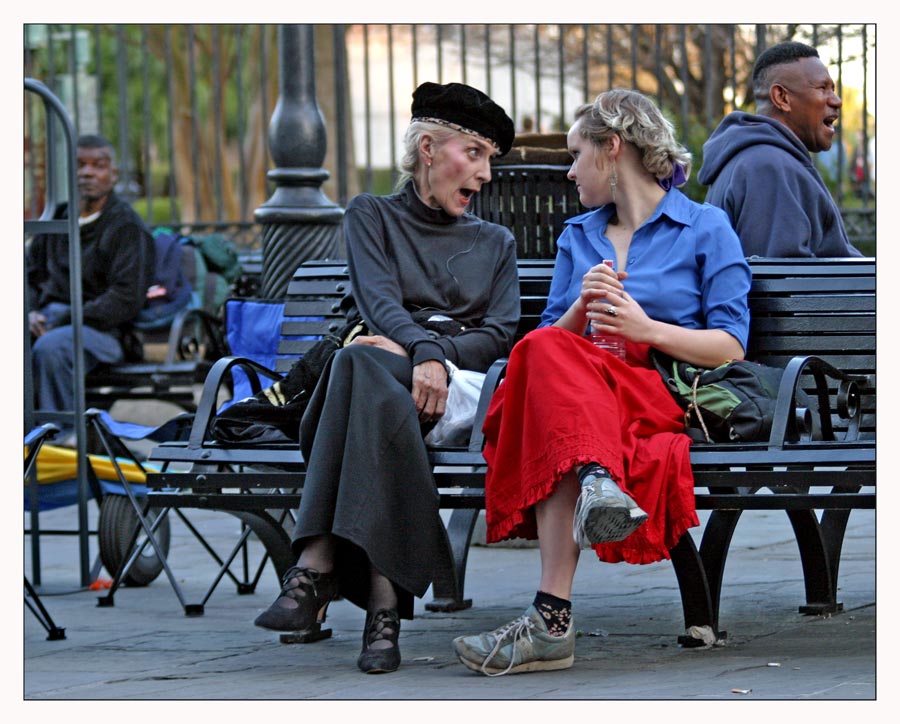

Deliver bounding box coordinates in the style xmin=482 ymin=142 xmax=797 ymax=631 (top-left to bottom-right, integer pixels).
xmin=26 ymin=134 xmax=154 ymax=443
xmin=699 ymin=40 xmax=863 ymax=258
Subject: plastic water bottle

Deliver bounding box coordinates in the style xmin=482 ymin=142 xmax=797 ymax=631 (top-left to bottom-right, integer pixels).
xmin=590 ymin=260 xmax=626 ymax=361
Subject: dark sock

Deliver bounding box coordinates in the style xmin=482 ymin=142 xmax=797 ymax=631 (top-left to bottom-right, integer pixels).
xmin=578 ymin=463 xmax=611 ymax=486
xmin=533 ymin=590 xmax=572 ymax=637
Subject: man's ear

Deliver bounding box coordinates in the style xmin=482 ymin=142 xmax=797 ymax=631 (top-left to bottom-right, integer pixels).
xmin=769 ymin=83 xmax=791 ymax=114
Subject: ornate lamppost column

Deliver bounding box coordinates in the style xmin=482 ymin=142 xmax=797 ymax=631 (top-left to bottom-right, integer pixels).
xmin=256 ymin=24 xmax=344 ymax=298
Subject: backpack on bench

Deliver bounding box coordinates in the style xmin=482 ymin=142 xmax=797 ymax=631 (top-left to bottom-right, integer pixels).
xmin=649 ymin=349 xmax=814 ymax=444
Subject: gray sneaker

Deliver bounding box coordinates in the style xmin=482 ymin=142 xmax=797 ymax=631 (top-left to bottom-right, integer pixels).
xmin=573 ymin=474 xmax=648 ymax=547
xmin=452 ymin=605 xmax=575 ymax=676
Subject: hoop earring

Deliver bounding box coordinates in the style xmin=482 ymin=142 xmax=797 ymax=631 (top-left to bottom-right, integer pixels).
xmin=610 ymin=161 xmax=618 ymax=204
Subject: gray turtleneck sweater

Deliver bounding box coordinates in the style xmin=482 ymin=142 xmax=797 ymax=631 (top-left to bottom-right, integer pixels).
xmin=344 ymin=181 xmax=520 ymax=372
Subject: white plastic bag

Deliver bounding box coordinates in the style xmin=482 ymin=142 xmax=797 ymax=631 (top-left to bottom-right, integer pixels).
xmin=425 ymin=361 xmax=486 ymax=447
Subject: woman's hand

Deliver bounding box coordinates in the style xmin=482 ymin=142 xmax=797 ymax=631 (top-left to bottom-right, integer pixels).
xmin=579 ymin=262 xmax=627 ymax=312
xmin=350 ymin=335 xmax=448 ymax=421
xmin=554 ymin=263 xmax=631 ymax=334
xmin=584 ymin=282 xmax=746 ymax=368
xmin=349 ymin=334 xmax=407 ymax=357
xmin=585 ymin=285 xmax=655 ymax=343
xmin=412 ymin=360 xmax=449 ymax=422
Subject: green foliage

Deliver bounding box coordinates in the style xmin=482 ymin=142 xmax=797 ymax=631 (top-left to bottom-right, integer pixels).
xmin=132 ymin=196 xmax=179 ymax=223
xmin=358 ymin=167 xmax=397 ymax=196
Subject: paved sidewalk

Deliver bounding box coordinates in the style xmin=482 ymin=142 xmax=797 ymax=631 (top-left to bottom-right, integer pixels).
xmin=22 ymin=498 xmax=876 ymax=705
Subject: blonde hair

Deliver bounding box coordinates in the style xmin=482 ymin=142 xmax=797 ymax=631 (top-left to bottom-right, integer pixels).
xmin=395 ymin=120 xmax=461 ymax=191
xmin=573 ymin=88 xmax=692 ymax=184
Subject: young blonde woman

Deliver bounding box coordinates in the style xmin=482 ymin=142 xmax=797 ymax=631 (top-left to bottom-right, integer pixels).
xmin=453 ymin=89 xmax=752 ymax=676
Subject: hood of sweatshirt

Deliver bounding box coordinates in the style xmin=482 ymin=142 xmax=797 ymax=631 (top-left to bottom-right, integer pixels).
xmin=698 ymin=111 xmax=814 ymax=186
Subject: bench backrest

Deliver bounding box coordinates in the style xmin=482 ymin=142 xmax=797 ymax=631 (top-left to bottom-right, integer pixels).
xmin=469 ymin=165 xmax=583 ymax=259
xmin=744 ymin=259 xmax=875 ymax=438
xmin=273 ymin=257 xmax=875 ymax=440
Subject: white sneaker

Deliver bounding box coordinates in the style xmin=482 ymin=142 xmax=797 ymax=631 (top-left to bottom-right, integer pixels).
xmin=452 ymin=605 xmax=575 ymax=676
xmin=573 ymin=474 xmax=648 ymax=547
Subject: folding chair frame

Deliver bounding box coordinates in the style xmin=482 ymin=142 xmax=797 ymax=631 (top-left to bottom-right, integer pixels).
xmin=24 ymin=424 xmax=67 ymax=640
xmin=86 ymin=409 xmax=274 ymax=616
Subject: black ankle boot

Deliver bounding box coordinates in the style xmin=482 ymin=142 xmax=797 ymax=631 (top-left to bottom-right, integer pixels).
xmin=357 ymin=608 xmax=401 ymax=674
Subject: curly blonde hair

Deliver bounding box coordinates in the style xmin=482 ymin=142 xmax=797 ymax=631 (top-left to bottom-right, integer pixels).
xmin=573 ymin=88 xmax=692 ymax=184
xmin=395 ymin=120 xmax=460 ymax=191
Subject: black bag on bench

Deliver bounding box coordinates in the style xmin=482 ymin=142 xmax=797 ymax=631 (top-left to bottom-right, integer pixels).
xmin=649 ymin=349 xmax=813 ymax=444
xmin=210 ymin=308 xmax=467 ymax=445
xmin=210 ymin=313 xmax=368 ymax=445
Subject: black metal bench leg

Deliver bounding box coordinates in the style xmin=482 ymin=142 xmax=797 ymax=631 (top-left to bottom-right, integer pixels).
xmin=170 ymin=508 xmax=258 ymax=594
xmin=426 ymin=509 xmax=477 ymax=612
xmin=670 ymin=533 xmax=721 ymax=647
xmin=815 ymin=504 xmax=859 ymax=606
xmin=697 ymin=508 xmax=742 ymax=626
xmin=225 ymin=509 xmax=296 ymax=581
xmin=195 ymin=524 xmax=259 ymax=606
xmin=673 ymin=508 xmax=743 ymax=646
xmin=786 ymin=508 xmax=843 ymax=615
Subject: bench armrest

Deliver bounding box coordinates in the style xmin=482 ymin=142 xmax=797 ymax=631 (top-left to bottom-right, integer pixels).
xmin=163 ymin=307 xmax=227 ymax=365
xmin=466 ymin=357 xmax=509 ymax=453
xmin=769 ymin=355 xmax=870 ymax=447
xmin=188 ymin=355 xmax=283 ymax=448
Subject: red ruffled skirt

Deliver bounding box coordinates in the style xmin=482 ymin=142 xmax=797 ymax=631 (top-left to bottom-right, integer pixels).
xmin=482 ymin=326 xmax=698 ymax=564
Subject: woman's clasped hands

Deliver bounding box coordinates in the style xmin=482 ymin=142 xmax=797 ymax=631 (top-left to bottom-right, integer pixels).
xmin=580 ymin=263 xmax=652 ymax=341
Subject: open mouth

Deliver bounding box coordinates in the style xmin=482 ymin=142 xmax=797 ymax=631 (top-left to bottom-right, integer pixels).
xmin=459 ymin=187 xmax=475 ymax=204
xmin=824 ymin=115 xmax=839 ymax=131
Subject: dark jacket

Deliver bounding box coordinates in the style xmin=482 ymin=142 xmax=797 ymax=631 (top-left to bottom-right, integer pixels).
xmin=698 ymin=111 xmax=862 ymax=258
xmin=26 ymin=191 xmax=155 ymax=333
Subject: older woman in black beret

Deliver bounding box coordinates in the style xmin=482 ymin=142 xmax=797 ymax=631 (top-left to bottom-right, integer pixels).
xmin=253 ymin=82 xmax=519 ymax=674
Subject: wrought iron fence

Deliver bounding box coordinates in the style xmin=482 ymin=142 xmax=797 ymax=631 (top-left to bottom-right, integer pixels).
xmin=23 ymin=23 xmax=875 ymax=254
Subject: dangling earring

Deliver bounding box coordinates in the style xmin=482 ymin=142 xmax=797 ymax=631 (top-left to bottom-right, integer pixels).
xmin=609 ymin=161 xmax=618 ymax=204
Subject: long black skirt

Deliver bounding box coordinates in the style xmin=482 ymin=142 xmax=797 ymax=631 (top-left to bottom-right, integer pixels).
xmin=292 ymin=344 xmax=443 ymax=620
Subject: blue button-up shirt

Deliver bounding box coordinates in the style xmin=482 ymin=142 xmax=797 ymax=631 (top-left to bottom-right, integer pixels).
xmin=540 ymin=189 xmax=752 ymax=351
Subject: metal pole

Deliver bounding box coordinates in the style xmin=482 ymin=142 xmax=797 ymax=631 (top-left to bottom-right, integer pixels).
xmin=255 ymin=24 xmax=344 ymax=299
xmin=24 ymin=78 xmax=90 ymax=587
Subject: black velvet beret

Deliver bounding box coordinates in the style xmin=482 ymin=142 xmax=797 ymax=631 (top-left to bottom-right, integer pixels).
xmin=411 ymin=82 xmax=516 ymax=156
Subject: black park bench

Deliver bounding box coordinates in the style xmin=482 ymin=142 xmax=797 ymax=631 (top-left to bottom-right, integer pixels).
xmin=142 ymin=255 xmax=875 ymax=646
xmin=84 ymin=306 xmax=227 ymax=413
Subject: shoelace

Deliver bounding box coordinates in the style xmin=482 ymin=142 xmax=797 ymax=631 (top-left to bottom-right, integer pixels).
xmin=280 ymin=566 xmax=320 ymax=599
xmin=481 ymin=614 xmax=536 ymax=676
xmin=365 ymin=610 xmax=399 ymax=646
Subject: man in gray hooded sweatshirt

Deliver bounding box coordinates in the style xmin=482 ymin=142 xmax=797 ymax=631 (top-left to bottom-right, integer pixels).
xmin=699 ymin=41 xmax=862 ymax=258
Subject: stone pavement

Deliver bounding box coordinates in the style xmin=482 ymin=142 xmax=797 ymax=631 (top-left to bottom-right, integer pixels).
xmin=22 ymin=499 xmax=877 ymax=706
xmin=19 ymin=400 xmax=881 ymax=710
